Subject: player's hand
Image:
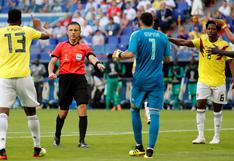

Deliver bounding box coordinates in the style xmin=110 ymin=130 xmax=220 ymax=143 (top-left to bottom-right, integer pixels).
xmin=97 ymin=63 xmax=105 ymax=72
xmin=112 ymin=49 xmax=123 ymax=61
xmin=49 ymin=73 xmax=57 ymax=80
xmin=205 ymin=46 xmax=219 ymax=55
xmin=31 ymin=15 xmax=42 ymax=29
xmin=214 ymin=19 xmax=226 ymax=27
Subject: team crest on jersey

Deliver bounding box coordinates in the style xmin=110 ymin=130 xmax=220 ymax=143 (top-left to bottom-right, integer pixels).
xmin=76 ymin=53 xmax=82 ymax=61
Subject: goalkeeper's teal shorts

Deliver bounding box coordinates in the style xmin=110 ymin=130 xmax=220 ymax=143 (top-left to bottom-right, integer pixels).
xmin=131 ymin=86 xmax=163 ymax=110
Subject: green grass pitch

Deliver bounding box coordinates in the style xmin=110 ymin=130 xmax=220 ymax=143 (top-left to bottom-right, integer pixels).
xmin=5 ymin=109 xmax=234 ymax=161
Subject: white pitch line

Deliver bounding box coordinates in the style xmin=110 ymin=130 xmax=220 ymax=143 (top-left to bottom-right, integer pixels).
xmin=6 ymin=128 xmax=234 ymax=139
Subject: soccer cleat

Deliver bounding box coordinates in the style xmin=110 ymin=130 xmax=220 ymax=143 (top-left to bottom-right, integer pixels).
xmin=78 ymin=142 xmax=88 ymax=148
xmin=209 ymin=137 xmax=220 ymax=144
xmin=192 ymin=136 xmax=206 ymax=144
xmin=129 ymin=144 xmax=145 ymax=156
xmin=0 ymin=149 xmax=7 ymax=160
xmin=33 ymin=147 xmax=46 ymax=157
xmin=53 ymin=136 xmax=60 ymax=146
xmin=144 ymin=148 xmax=154 ymax=158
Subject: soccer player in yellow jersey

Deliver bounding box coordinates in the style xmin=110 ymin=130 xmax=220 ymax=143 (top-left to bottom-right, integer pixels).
xmin=0 ymin=9 xmax=49 ymax=160
xmin=169 ymin=20 xmax=234 ymax=145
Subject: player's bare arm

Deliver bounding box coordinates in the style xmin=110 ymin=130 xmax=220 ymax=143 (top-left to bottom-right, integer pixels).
xmin=228 ymin=59 xmax=234 ymax=88
xmin=206 ymin=47 xmax=234 ymax=58
xmin=112 ymin=49 xmax=134 ymax=60
xmin=169 ymin=38 xmax=194 ymax=47
xmin=214 ymin=19 xmax=234 ymax=44
xmin=31 ymin=15 xmax=50 ymax=39
xmin=223 ymin=27 xmax=234 ymax=44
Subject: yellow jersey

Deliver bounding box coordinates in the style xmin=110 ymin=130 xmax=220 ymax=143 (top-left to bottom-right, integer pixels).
xmin=0 ymin=25 xmax=41 ymax=78
xmin=192 ymin=37 xmax=233 ymax=86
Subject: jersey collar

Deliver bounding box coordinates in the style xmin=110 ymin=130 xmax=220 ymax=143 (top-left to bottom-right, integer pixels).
xmin=67 ymin=41 xmax=80 ymax=46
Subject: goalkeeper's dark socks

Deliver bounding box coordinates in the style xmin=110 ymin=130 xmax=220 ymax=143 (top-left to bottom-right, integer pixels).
xmin=79 ymin=116 xmax=88 ymax=143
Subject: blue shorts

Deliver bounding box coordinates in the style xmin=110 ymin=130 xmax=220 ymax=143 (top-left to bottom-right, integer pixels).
xmin=131 ymin=86 xmax=164 ymax=110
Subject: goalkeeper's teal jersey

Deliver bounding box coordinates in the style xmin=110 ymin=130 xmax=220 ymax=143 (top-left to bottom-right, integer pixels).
xmin=128 ymin=28 xmax=171 ymax=90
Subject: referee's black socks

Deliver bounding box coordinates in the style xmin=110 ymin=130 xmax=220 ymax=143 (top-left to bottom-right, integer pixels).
xmin=79 ymin=116 xmax=88 ymax=143
xmin=55 ymin=115 xmax=65 ymax=137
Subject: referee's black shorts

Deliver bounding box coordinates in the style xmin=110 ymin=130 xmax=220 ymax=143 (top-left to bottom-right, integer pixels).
xmin=58 ymin=74 xmax=89 ymax=110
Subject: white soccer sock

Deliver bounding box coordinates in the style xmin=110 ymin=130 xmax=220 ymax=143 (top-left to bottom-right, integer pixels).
xmin=28 ymin=115 xmax=40 ymax=148
xmin=0 ymin=113 xmax=8 ymax=150
xmin=144 ymin=102 xmax=151 ymax=122
xmin=213 ymin=111 xmax=222 ymax=139
xmin=196 ymin=109 xmax=205 ymax=138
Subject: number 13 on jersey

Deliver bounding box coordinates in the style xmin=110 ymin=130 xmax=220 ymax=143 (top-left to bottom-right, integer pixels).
xmin=4 ymin=32 xmax=26 ymax=53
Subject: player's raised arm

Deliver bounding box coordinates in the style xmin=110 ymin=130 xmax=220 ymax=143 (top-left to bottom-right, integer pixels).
xmin=214 ymin=19 xmax=234 ymax=44
xmin=31 ymin=15 xmax=50 ymax=39
xmin=223 ymin=26 xmax=234 ymax=44
xmin=169 ymin=37 xmax=194 ymax=47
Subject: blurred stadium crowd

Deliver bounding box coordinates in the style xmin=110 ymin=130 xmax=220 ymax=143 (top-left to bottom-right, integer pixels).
xmin=1 ymin=0 xmax=234 ymax=109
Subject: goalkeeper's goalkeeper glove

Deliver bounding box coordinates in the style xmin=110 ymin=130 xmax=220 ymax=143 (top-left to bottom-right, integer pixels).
xmin=112 ymin=49 xmax=123 ymax=60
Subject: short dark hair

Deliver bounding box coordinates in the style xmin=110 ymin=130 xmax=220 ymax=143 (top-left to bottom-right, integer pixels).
xmin=206 ymin=20 xmax=221 ymax=31
xmin=8 ymin=9 xmax=21 ymax=24
xmin=68 ymin=21 xmax=81 ymax=30
xmin=140 ymin=12 xmax=154 ymax=26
